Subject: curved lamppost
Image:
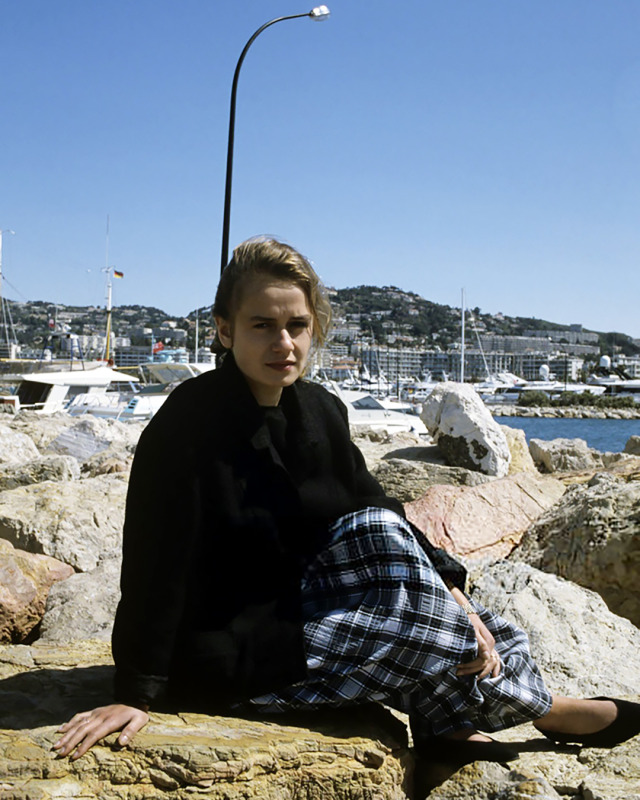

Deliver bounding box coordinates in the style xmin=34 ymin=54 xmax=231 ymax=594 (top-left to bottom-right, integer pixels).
xmin=220 ymin=6 xmax=330 ymax=274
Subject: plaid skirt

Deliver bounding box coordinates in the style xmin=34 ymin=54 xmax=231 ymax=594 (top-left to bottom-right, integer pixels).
xmin=247 ymin=508 xmax=552 ymax=737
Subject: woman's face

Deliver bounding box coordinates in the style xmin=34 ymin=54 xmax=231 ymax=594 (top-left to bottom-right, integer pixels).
xmin=215 ymin=276 xmax=313 ymax=406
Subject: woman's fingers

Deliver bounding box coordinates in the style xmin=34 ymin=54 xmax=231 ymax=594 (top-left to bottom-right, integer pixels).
xmin=458 ymin=648 xmax=502 ymax=679
xmin=117 ymin=713 xmax=149 ymax=746
xmin=53 ymin=705 xmax=149 ymax=759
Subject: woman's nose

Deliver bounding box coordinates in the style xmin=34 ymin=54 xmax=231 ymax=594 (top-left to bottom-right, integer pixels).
xmin=273 ymin=328 xmax=294 ymax=351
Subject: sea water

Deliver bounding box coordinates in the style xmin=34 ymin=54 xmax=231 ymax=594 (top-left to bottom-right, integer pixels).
xmin=497 ymin=416 xmax=640 ymax=454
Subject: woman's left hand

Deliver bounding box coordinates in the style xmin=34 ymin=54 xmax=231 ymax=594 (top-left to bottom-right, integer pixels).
xmin=456 ymin=613 xmax=502 ymax=680
xmin=53 ymin=704 xmax=149 ymax=760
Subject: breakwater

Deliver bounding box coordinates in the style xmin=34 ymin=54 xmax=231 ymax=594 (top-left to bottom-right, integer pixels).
xmin=490 ymin=405 xmax=640 ymax=420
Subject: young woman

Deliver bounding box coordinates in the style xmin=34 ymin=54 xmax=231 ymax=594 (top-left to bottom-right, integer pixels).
xmin=54 ymin=237 xmax=639 ymax=763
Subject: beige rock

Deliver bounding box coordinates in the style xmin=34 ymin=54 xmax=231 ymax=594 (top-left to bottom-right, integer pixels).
xmin=374 ymin=459 xmax=494 ymax=503
xmin=424 ymin=761 xmax=563 ymax=799
xmin=514 ymin=472 xmax=640 ymax=627
xmin=0 ymin=476 xmax=127 ymax=572
xmin=624 ymin=435 xmax=640 ymax=456
xmin=351 ymin=428 xmax=426 ymax=472
xmin=0 ymin=455 xmax=80 ymax=490
xmin=0 ymin=641 xmax=411 ymax=800
xmin=81 ymin=452 xmax=133 ymax=477
xmin=469 ymin=561 xmax=640 ymax=697
xmin=39 ymin=557 xmax=121 ymax=642
xmin=404 ymin=473 xmax=565 ymax=560
xmin=0 ymin=539 xmax=74 ymax=644
xmin=529 ymin=437 xmax=601 ymax=473
xmin=5 ymin=411 xmax=75 ymax=451
xmin=0 ymin=423 xmax=40 ymax=466
xmin=499 ymin=425 xmax=537 ymax=474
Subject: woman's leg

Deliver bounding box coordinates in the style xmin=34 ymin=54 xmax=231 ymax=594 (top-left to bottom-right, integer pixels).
xmin=247 ymin=508 xmax=550 ymax=743
xmin=534 ymin=696 xmax=617 ymax=734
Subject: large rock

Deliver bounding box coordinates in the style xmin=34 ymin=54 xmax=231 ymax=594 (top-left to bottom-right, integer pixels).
xmin=404 ymin=473 xmax=565 ymax=560
xmin=0 ymin=539 xmax=73 ymax=644
xmin=0 ymin=455 xmax=80 ymax=491
xmin=499 ymin=425 xmax=537 ymax=474
xmin=625 ymin=435 xmax=640 ymax=456
xmin=0 ymin=475 xmax=128 ymax=572
xmin=468 ymin=561 xmax=640 ymax=697
xmin=4 ymin=411 xmax=74 ymax=451
xmin=421 ymin=383 xmax=511 ymax=476
xmin=373 ymin=458 xmax=494 ymax=503
xmin=425 ymin=762 xmax=563 ymax=800
xmin=513 ymin=472 xmax=640 ymax=627
xmin=39 ymin=557 xmax=121 ymax=642
xmin=529 ymin=437 xmax=602 ymax=473
xmin=351 ymin=428 xmax=426 ymax=472
xmin=0 ymin=641 xmax=410 ymax=800
xmin=0 ymin=423 xmax=40 ymax=465
xmin=44 ymin=416 xmax=143 ymax=462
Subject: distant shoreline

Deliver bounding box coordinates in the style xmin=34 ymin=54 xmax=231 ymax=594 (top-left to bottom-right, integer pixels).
xmin=490 ymin=405 xmax=640 ymax=420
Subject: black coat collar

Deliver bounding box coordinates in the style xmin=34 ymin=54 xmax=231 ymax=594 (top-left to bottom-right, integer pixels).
xmin=216 ymin=352 xmax=320 ymax=461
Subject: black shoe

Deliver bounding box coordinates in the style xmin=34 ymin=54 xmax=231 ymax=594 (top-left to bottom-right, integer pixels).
xmin=536 ymin=697 xmax=640 ymax=748
xmin=415 ymin=735 xmax=519 ymax=766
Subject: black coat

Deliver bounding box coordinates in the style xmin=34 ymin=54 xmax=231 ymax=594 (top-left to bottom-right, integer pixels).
xmin=112 ymin=354 xmax=465 ymax=711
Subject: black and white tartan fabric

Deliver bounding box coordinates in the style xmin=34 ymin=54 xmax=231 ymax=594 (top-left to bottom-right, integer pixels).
xmin=247 ymin=508 xmax=552 ymax=737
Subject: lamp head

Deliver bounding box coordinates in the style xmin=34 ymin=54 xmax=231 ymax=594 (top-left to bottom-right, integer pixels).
xmin=309 ymin=5 xmax=330 ymax=20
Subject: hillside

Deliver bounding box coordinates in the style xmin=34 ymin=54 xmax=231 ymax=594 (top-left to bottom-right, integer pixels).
xmin=3 ymin=288 xmax=639 ymax=357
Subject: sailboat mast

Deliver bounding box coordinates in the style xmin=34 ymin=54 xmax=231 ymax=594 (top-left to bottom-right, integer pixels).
xmin=195 ymin=308 xmax=199 ymax=364
xmin=102 ymin=215 xmax=114 ymax=362
xmin=460 ymin=287 xmax=465 ymax=383
xmin=0 ymin=229 xmax=15 ymax=351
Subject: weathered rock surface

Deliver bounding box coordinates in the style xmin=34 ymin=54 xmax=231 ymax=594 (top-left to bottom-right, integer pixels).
xmin=421 ymin=383 xmax=511 ymax=476
xmin=351 ymin=428 xmax=427 ymax=473
xmin=0 ymin=423 xmax=40 ymax=466
xmin=0 ymin=455 xmax=80 ymax=491
xmin=0 ymin=475 xmax=127 ymax=572
xmin=404 ymin=473 xmax=565 ymax=560
xmin=373 ymin=458 xmax=494 ymax=503
xmin=499 ymin=425 xmax=537 ymax=475
xmin=424 ymin=761 xmax=564 ymax=800
xmin=39 ymin=557 xmax=121 ymax=642
xmin=0 ymin=540 xmax=74 ymax=644
xmin=81 ymin=450 xmax=134 ymax=477
xmin=468 ymin=561 xmax=640 ymax=697
xmin=44 ymin=415 xmax=143 ymax=462
xmin=0 ymin=641 xmax=411 ymax=800
xmin=513 ymin=472 xmax=640 ymax=627
xmin=2 ymin=412 xmax=74 ymax=452
xmin=625 ymin=434 xmax=640 ymax=456
xmin=529 ymin=437 xmax=601 ymax=473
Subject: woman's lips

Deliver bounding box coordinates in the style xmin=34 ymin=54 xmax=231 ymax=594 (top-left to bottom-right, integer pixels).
xmin=267 ymin=361 xmax=295 ymax=372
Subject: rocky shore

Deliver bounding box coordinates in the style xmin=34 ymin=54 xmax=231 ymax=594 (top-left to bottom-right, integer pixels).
xmin=1 ymin=387 xmax=639 ymax=799
xmin=490 ymin=403 xmax=640 ymax=419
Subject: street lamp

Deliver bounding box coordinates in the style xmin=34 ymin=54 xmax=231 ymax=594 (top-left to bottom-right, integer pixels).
xmin=219 ymin=6 xmax=330 ymax=274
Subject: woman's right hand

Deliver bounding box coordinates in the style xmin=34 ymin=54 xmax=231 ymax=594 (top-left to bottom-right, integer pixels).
xmin=53 ymin=704 xmax=149 ymax=760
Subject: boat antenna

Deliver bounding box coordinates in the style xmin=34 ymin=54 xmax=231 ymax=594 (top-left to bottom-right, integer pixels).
xmin=0 ymin=229 xmax=16 ymax=354
xmin=460 ymin=287 xmax=465 ymax=383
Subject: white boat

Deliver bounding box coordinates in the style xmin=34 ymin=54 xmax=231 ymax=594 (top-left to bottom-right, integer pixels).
xmin=66 ymin=362 xmax=217 ymax=420
xmin=325 ymin=385 xmax=428 ymax=435
xmin=586 ymin=356 xmax=640 ymax=402
xmin=1 ymin=364 xmax=139 ymax=414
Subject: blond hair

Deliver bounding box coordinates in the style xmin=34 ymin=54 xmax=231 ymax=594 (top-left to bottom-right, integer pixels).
xmin=212 ymin=236 xmax=332 ymax=358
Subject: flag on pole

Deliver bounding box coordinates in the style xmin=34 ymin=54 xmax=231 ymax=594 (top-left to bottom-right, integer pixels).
xmin=113 ymin=270 xmax=124 ymax=278
xmin=152 ymin=341 xmax=164 ymax=354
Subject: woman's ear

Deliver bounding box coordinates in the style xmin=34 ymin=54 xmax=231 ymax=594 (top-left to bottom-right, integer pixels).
xmin=214 ymin=317 xmax=233 ymax=349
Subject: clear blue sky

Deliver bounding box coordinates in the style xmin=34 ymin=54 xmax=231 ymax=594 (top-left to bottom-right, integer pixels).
xmin=2 ymin=1 xmax=639 ymax=337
